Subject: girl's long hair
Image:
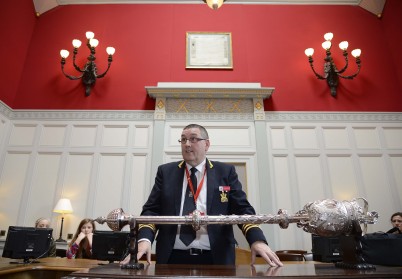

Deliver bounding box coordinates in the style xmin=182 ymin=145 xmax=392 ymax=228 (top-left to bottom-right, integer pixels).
xmin=69 ymin=218 xmax=96 ymax=258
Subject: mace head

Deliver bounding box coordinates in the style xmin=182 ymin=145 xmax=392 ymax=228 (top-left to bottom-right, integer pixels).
xmin=94 ymin=208 xmax=131 ymax=231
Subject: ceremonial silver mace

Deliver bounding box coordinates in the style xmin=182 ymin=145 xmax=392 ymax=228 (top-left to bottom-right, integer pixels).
xmin=94 ymin=197 xmax=378 ymax=269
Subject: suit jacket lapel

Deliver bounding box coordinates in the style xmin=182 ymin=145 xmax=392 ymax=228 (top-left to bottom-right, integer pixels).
xmin=175 ymin=161 xmax=186 ymax=215
xmin=206 ymin=158 xmax=215 ymax=214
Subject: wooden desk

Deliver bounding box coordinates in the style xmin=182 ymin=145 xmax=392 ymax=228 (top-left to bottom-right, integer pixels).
xmin=1 ymin=257 xmax=401 ymax=279
xmin=67 ymin=262 xmax=402 ymax=279
xmin=0 ymin=257 xmax=102 ymax=279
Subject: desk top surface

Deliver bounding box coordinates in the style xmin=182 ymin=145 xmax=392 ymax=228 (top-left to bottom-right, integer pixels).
xmin=70 ymin=262 xmax=402 ymax=278
xmin=0 ymin=257 xmax=101 ymax=275
xmin=1 ymin=257 xmax=401 ymax=278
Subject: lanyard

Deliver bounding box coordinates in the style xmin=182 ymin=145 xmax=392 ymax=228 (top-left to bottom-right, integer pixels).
xmin=185 ymin=165 xmax=207 ymax=204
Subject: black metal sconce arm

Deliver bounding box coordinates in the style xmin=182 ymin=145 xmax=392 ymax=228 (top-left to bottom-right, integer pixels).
xmin=338 ymin=57 xmax=361 ymax=80
xmin=60 ymin=58 xmax=84 ymax=81
xmin=307 ymin=56 xmax=326 ymax=80
xmin=71 ymin=48 xmax=85 ymax=73
xmin=336 ymin=50 xmax=350 ymax=74
xmin=96 ymin=55 xmax=113 ymax=79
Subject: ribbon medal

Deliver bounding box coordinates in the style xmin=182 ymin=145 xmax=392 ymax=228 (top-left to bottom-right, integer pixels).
xmin=219 ymin=186 xmax=230 ymax=203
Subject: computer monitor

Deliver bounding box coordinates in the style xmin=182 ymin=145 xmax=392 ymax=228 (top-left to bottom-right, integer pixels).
xmin=92 ymin=230 xmax=130 ymax=263
xmin=2 ymin=226 xmax=53 ymax=264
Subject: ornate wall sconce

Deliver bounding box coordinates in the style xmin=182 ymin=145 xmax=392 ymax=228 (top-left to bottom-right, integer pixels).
xmin=60 ymin=31 xmax=115 ymax=97
xmin=203 ymin=0 xmax=225 ymax=10
xmin=305 ymin=32 xmax=361 ymax=97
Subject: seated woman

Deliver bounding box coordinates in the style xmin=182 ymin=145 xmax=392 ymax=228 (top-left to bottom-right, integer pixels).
xmin=66 ymin=218 xmax=96 ymax=259
xmin=387 ymin=212 xmax=402 ymax=234
xmin=35 ymin=217 xmax=56 ymax=257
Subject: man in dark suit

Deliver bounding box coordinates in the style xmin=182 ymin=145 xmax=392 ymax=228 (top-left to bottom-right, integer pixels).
xmin=127 ymin=124 xmax=282 ymax=266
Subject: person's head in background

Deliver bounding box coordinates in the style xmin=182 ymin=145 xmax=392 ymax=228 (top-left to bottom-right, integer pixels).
xmin=73 ymin=218 xmax=95 ymax=239
xmin=390 ymin=212 xmax=402 ymax=230
xmin=35 ymin=217 xmax=51 ymax=228
xmin=68 ymin=218 xmax=96 ymax=259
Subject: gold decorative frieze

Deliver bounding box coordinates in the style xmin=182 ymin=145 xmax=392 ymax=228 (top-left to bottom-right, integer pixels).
xmin=167 ymin=98 xmax=253 ymax=113
xmin=157 ymin=100 xmax=165 ymax=109
xmin=146 ymin=83 xmax=274 ymax=120
xmin=205 ymin=101 xmax=216 ymax=113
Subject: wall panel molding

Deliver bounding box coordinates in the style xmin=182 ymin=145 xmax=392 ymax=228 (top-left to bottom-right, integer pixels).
xmin=266 ymin=112 xmax=402 ymax=122
xmin=0 ymin=101 xmax=401 ymax=253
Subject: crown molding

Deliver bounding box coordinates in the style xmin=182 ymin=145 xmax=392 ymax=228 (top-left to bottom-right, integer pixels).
xmin=33 ymin=0 xmax=378 ymax=16
xmin=265 ymin=112 xmax=402 ymax=123
xmin=1 ymin=101 xmax=401 ymax=123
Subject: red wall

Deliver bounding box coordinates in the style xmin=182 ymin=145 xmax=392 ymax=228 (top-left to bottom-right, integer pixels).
xmin=0 ymin=0 xmax=36 ymax=107
xmin=1 ymin=1 xmax=402 ymax=111
xmin=382 ymin=0 xmax=402 ymax=95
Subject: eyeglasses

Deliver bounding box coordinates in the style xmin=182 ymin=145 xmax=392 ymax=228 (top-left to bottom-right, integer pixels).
xmin=178 ymin=137 xmax=208 ymax=144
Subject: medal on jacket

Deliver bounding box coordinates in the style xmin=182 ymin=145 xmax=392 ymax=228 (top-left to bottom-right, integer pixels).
xmin=219 ymin=186 xmax=230 ymax=203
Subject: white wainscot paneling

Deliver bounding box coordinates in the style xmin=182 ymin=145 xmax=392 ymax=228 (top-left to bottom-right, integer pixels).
xmin=70 ymin=125 xmax=97 ymax=147
xmin=60 ymin=154 xmax=94 ymax=237
xmin=327 ymin=155 xmax=359 ymax=200
xmin=294 ymin=156 xmax=325 ymax=205
xmin=9 ymin=124 xmax=36 ymax=146
xmin=26 ymin=153 xmax=62 ymax=225
xmin=167 ymin=123 xmax=254 ymax=151
xmin=389 ymin=155 xmax=402 ymax=204
xmin=40 ymin=125 xmax=67 ymax=146
xmin=0 ymin=152 xmax=30 ymax=226
xmin=208 ymin=126 xmax=252 ymax=147
xmin=294 ymin=155 xmax=332 ymax=251
xmin=291 ymin=127 xmax=318 ymax=149
xmin=353 ymin=127 xmax=380 ymax=149
xmin=92 ymin=154 xmax=125 ymax=230
xmin=271 ymin=156 xmax=299 ymax=250
xmin=383 ymin=127 xmax=402 ymax=149
xmin=322 ymin=127 xmax=350 ymax=149
xmin=101 ymin=125 xmax=129 ymax=147
xmin=133 ymin=125 xmax=150 ymax=148
xmin=359 ymin=156 xmax=393 ymax=233
xmin=168 ymin=126 xmax=184 ymax=147
xmin=0 ymin=118 xmax=8 ymax=141
xmin=128 ymin=155 xmax=148 ymax=215
xmin=272 ymin=156 xmax=292 ymax=211
xmin=269 ymin=127 xmax=287 ymax=149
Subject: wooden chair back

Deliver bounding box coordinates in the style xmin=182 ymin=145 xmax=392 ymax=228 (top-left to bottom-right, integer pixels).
xmin=275 ymin=250 xmax=307 ymax=261
xmin=235 ymin=247 xmax=266 ymax=265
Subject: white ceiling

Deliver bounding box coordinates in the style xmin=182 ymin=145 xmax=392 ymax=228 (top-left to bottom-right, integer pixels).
xmin=33 ymin=0 xmax=386 ymax=18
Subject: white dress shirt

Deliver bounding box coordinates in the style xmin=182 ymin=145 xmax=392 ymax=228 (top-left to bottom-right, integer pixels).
xmin=173 ymin=160 xmax=210 ymax=250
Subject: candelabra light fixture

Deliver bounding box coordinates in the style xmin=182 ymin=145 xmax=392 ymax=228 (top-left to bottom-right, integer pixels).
xmin=203 ymin=0 xmax=226 ymax=10
xmin=60 ymin=31 xmax=115 ymax=97
xmin=304 ymin=32 xmax=361 ymax=97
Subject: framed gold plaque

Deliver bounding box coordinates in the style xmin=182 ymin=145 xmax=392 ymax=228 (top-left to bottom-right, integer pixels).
xmin=186 ymin=32 xmax=233 ymax=69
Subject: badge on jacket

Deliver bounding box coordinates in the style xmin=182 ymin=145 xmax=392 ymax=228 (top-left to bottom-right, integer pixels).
xmin=219 ymin=186 xmax=230 ymax=203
